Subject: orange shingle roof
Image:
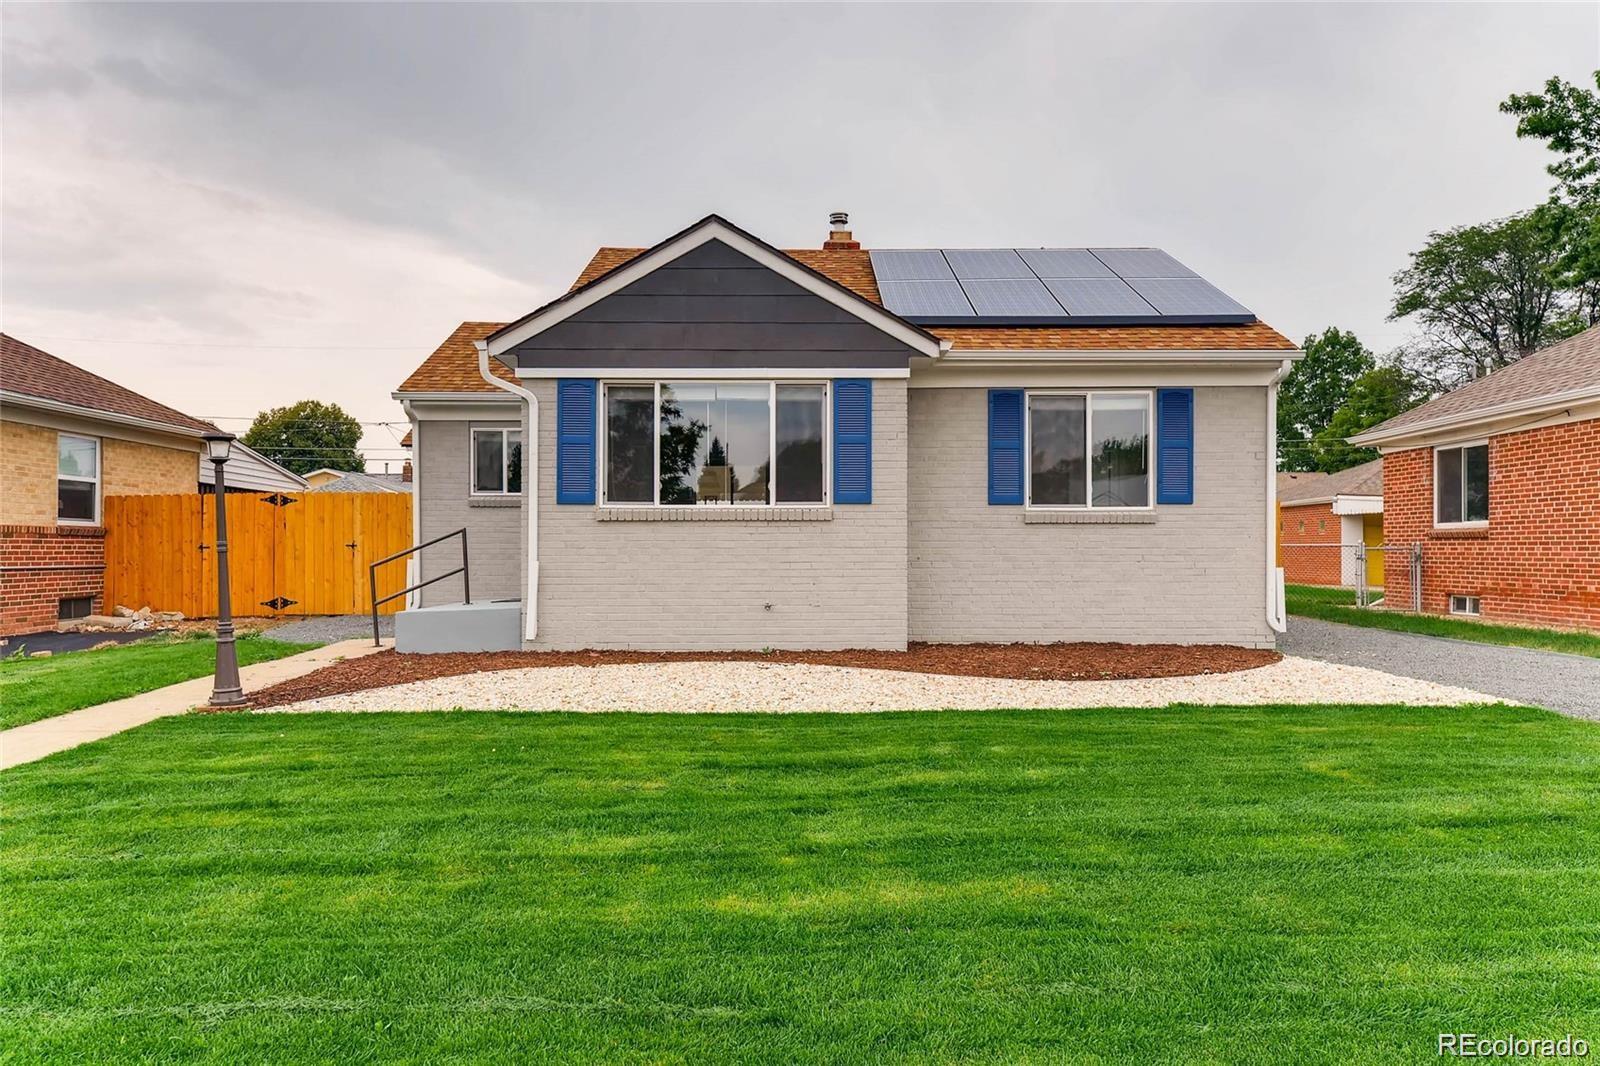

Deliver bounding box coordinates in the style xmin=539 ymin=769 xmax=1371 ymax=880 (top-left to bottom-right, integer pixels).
xmin=397 ymin=245 xmax=1295 ymax=393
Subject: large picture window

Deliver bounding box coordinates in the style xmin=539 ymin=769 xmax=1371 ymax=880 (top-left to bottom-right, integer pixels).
xmin=603 ymin=382 xmax=828 ymax=506
xmin=1435 ymin=441 xmax=1488 ymax=526
xmin=471 ymin=428 xmax=522 ymax=495
xmin=1026 ymin=391 xmax=1151 ymax=509
xmin=57 ymin=433 xmax=99 ymax=523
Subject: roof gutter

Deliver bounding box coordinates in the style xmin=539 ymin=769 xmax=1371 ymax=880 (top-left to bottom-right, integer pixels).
xmin=475 ymin=342 xmax=539 ymax=642
xmin=0 ymin=389 xmax=214 ymax=439
xmin=1265 ymin=358 xmax=1295 ymax=634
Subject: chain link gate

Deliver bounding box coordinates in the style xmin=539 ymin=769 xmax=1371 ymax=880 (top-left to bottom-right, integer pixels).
xmin=1279 ymin=540 xmax=1422 ymax=611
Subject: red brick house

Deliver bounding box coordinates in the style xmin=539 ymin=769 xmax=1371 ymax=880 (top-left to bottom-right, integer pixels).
xmin=1348 ymin=325 xmax=1600 ymax=630
xmin=1276 ymin=458 xmax=1384 ymax=587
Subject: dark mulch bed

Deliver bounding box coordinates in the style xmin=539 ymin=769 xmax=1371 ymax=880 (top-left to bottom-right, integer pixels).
xmin=246 ymin=642 xmax=1281 ymax=709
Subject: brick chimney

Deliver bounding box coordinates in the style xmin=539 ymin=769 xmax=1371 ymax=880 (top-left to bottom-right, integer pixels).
xmin=402 ymin=460 xmax=413 ymax=483
xmin=823 ymin=211 xmax=859 ymax=250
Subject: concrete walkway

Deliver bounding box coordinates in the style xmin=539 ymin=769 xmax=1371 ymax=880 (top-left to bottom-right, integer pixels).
xmin=1280 ymin=617 xmax=1600 ymax=722
xmin=0 ymin=638 xmax=383 ymax=770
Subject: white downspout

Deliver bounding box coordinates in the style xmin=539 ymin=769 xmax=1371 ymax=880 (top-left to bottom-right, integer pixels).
xmin=1265 ymin=358 xmax=1294 ymax=634
xmin=399 ymin=399 xmax=422 ymax=611
xmin=476 ymin=340 xmax=539 ymax=641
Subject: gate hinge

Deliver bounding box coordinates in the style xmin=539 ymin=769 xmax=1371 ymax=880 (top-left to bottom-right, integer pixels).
xmin=263 ymin=494 xmax=300 ymax=507
xmin=260 ymin=596 xmax=298 ymax=611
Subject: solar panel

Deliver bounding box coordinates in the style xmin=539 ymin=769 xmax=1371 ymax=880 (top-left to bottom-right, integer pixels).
xmin=1043 ymin=278 xmax=1160 ymax=317
xmin=943 ymin=249 xmax=1033 ymax=280
xmin=877 ymin=280 xmax=975 ymax=317
xmin=1088 ymin=248 xmax=1198 ymax=279
xmin=868 ymin=249 xmax=954 ymax=282
xmin=1017 ymin=248 xmax=1116 ymax=279
xmin=1125 ymin=277 xmax=1250 ymax=316
xmin=960 ymin=279 xmax=1066 ymax=317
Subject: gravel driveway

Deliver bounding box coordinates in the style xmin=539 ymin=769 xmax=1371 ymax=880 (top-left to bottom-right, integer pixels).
xmin=267 ymin=656 xmax=1499 ymax=714
xmin=1280 ymin=618 xmax=1600 ymax=722
xmin=266 ymin=614 xmax=391 ymax=644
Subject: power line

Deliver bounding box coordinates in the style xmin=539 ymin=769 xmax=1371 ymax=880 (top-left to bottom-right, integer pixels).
xmin=23 ymin=335 xmax=425 ymax=351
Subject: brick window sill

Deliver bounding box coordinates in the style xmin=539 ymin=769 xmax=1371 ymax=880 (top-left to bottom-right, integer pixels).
xmin=1429 ymin=527 xmax=1489 ymax=541
xmin=1023 ymin=510 xmax=1158 ymax=525
xmin=595 ymin=507 xmax=833 ymax=523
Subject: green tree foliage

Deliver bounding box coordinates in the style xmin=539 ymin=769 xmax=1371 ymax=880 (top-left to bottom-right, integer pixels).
xmin=240 ymin=400 xmax=365 ymax=476
xmin=1502 ymin=72 xmax=1600 ymax=321
xmin=1277 ymin=328 xmax=1375 ymax=471
xmin=1309 ymin=365 xmax=1425 ymax=473
xmin=1389 ymin=213 xmax=1581 ymax=388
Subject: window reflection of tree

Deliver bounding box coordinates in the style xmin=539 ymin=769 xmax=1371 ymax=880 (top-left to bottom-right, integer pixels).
xmin=1092 ymin=434 xmax=1148 ymax=506
xmin=658 ymin=397 xmax=707 ymax=504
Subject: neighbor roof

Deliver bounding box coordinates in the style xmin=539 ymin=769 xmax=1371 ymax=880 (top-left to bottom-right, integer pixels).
xmin=1 ymin=333 xmax=219 ymax=435
xmin=305 ymin=470 xmax=410 ymax=494
xmin=1277 ymin=458 xmax=1383 ymax=505
xmin=1351 ymin=324 xmax=1600 ymax=444
xmin=397 ymin=236 xmax=1295 ymax=395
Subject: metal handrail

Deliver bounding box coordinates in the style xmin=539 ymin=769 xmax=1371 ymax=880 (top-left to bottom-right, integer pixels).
xmin=369 ymin=528 xmax=470 ymax=647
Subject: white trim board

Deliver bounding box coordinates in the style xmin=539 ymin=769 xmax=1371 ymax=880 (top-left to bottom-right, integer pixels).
xmin=483 ymin=218 xmax=943 ymax=360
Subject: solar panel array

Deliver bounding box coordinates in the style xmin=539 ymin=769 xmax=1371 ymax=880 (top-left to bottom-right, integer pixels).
xmin=867 ymin=248 xmax=1254 ymax=325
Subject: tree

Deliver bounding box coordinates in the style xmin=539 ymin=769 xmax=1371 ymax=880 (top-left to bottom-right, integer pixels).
xmin=1277 ymin=327 xmax=1375 ymax=470
xmin=1389 ymin=212 xmax=1580 ymax=387
xmin=1309 ymin=364 xmax=1425 ymax=473
xmin=1502 ymin=73 xmax=1600 ymax=320
xmin=241 ymin=400 xmax=364 ymax=476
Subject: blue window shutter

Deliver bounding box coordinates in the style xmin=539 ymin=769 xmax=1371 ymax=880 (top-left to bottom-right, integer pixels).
xmin=1156 ymin=387 xmax=1194 ymax=505
xmin=988 ymin=389 xmax=1024 ymax=505
xmin=832 ymin=379 xmax=872 ymax=504
xmin=555 ymin=379 xmax=596 ymax=504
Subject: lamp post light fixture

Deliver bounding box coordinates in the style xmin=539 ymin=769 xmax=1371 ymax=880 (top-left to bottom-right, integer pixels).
xmin=203 ymin=431 xmax=246 ymax=707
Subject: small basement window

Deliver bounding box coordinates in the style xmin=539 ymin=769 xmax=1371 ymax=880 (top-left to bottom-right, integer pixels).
xmin=59 ymin=596 xmax=92 ymax=620
xmin=1449 ymin=595 xmax=1481 ymax=617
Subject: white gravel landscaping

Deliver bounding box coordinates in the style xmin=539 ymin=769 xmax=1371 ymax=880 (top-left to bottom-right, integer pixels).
xmin=266 ymin=656 xmax=1507 ymax=714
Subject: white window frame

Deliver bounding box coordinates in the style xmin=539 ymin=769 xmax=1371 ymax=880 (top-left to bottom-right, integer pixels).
xmin=1433 ymin=439 xmax=1489 ymax=529
xmin=598 ymin=380 xmax=831 ymax=509
xmin=1023 ymin=389 xmax=1155 ymax=511
xmin=1449 ymin=594 xmax=1482 ymax=616
xmin=469 ymin=426 xmax=522 ymax=496
xmin=56 ymin=433 xmax=101 ymax=525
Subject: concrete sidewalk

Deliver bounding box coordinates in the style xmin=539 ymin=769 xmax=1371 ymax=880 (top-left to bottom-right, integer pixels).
xmin=1 ymin=638 xmax=383 ymax=770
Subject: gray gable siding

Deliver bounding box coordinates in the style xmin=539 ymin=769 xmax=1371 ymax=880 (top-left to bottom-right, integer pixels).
xmin=506 ymin=240 xmax=918 ymax=371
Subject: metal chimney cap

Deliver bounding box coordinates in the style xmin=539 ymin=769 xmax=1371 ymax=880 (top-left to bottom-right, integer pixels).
xmin=829 ymin=211 xmax=849 ymax=228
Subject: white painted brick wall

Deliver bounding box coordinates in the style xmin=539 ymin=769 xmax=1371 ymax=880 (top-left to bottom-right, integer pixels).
xmin=524 ymin=379 xmax=909 ymax=650
xmin=416 ymin=419 xmax=523 ymax=606
xmin=907 ymin=386 xmax=1274 ymax=648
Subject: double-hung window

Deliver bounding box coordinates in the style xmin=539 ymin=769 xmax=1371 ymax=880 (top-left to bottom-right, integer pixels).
xmin=602 ymin=381 xmax=828 ymax=506
xmin=471 ymin=428 xmax=522 ymax=495
xmin=1026 ymin=391 xmax=1152 ymax=509
xmin=1434 ymin=441 xmax=1488 ymax=526
xmin=57 ymin=433 xmax=100 ymax=523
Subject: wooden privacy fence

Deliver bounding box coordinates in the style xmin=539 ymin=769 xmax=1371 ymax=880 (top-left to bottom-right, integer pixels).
xmin=103 ymin=492 xmax=413 ymax=618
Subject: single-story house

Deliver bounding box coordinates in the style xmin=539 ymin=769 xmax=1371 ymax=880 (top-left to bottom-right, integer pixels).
xmin=1276 ymin=458 xmax=1384 ymax=587
xmin=198 ymin=442 xmax=308 ymax=495
xmin=305 ymin=469 xmax=411 ymax=494
xmin=392 ymin=213 xmax=1302 ymax=652
xmin=0 ymin=334 xmax=271 ymax=634
xmin=1349 ymin=324 xmax=1600 ymax=629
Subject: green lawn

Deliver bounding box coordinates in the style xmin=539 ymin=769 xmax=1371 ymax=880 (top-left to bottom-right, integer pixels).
xmin=5 ymin=707 xmax=1599 ymax=1063
xmin=1285 ymin=584 xmax=1600 ymax=658
xmin=0 ymin=633 xmax=316 ymax=730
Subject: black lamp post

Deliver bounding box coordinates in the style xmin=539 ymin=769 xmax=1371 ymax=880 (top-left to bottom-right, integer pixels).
xmin=203 ymin=432 xmax=246 ymax=707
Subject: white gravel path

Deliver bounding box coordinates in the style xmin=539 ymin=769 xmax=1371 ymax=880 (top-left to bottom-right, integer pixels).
xmin=265 ymin=656 xmax=1506 ymax=715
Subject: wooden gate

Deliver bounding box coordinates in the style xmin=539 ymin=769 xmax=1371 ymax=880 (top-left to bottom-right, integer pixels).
xmin=103 ymin=492 xmax=412 ymax=617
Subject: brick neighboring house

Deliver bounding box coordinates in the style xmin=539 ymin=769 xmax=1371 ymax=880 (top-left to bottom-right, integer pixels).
xmin=0 ymin=334 xmax=221 ymax=635
xmin=1349 ymin=324 xmax=1600 ymax=630
xmin=1276 ymin=458 xmax=1384 ymax=587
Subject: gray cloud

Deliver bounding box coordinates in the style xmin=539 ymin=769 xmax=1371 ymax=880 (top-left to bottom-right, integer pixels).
xmin=3 ymin=2 xmax=1595 ymax=462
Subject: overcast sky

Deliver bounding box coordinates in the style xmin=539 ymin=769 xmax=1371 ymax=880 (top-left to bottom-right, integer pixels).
xmin=3 ymin=3 xmax=1594 ymax=467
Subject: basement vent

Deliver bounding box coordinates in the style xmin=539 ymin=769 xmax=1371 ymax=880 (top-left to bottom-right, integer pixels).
xmin=58 ymin=596 xmax=92 ymax=620
xmin=1449 ymin=595 xmax=1481 ymax=617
